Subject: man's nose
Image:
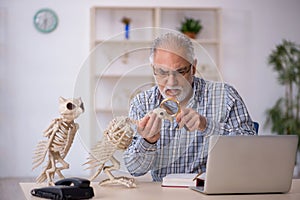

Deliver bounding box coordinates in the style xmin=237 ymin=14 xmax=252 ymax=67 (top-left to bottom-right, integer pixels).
xmin=166 ymin=72 xmax=178 ymax=86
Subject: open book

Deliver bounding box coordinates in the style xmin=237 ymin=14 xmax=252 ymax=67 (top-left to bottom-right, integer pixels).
xmin=161 ymin=173 xmax=206 ymax=188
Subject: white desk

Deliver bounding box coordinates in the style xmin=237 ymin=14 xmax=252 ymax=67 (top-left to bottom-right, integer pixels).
xmin=20 ymin=177 xmax=300 ymax=200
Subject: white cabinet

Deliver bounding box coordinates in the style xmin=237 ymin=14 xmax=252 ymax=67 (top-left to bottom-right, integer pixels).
xmin=88 ymin=6 xmax=222 ymax=143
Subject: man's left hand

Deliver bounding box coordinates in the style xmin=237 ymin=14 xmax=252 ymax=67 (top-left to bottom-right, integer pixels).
xmin=176 ymin=108 xmax=206 ymax=132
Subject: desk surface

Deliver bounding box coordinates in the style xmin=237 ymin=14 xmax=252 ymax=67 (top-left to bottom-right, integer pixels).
xmin=20 ymin=176 xmax=300 ymax=200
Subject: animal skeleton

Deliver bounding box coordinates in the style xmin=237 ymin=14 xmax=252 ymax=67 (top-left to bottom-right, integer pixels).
xmin=32 ymin=97 xmax=84 ymax=186
xmin=84 ymin=98 xmax=180 ymax=188
xmin=84 ymin=116 xmax=136 ymax=187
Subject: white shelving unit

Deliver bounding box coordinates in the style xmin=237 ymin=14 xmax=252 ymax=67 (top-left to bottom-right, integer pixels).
xmin=88 ymin=6 xmax=222 ymax=147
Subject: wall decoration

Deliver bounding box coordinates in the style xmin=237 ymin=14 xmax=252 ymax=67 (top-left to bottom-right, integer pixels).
xmin=33 ymin=8 xmax=58 ymax=33
xmin=121 ymin=17 xmax=131 ymax=40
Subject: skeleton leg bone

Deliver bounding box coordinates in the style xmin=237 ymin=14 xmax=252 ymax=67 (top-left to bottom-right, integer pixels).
xmin=45 ymin=154 xmax=56 ymax=186
xmin=100 ymin=156 xmax=136 ymax=188
xmin=55 ymin=155 xmax=69 ymax=179
xmin=89 ymin=164 xmax=104 ymax=181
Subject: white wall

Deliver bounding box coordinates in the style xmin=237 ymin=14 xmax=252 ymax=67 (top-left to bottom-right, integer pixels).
xmin=0 ymin=0 xmax=300 ymax=178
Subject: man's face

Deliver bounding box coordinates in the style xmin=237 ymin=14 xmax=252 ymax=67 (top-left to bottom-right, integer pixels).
xmin=152 ymin=49 xmax=195 ymax=102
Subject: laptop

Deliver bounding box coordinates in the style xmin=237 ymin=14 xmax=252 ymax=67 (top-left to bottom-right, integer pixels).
xmin=190 ymin=135 xmax=298 ymax=194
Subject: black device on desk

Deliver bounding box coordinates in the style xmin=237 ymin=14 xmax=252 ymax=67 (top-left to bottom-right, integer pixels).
xmin=31 ymin=177 xmax=94 ymax=199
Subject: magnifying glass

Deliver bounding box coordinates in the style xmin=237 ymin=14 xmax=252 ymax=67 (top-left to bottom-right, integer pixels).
xmin=156 ymin=97 xmax=190 ymax=131
xmin=138 ymin=97 xmax=189 ymax=131
xmin=160 ymin=98 xmax=180 ymax=117
xmin=152 ymin=98 xmax=181 ymax=121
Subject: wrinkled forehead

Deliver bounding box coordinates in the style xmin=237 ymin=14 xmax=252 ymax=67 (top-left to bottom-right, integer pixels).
xmin=153 ymin=48 xmax=191 ymax=64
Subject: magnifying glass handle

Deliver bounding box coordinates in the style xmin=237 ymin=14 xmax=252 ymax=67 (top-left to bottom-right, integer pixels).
xmin=183 ymin=125 xmax=190 ymax=131
xmin=175 ymin=124 xmax=190 ymax=131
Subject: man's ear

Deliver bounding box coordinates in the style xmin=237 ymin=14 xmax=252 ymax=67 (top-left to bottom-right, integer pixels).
xmin=192 ymin=65 xmax=196 ymax=75
xmin=192 ymin=59 xmax=197 ymax=75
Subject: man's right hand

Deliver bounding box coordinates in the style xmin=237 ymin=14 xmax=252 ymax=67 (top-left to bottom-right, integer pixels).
xmin=137 ymin=112 xmax=161 ymax=143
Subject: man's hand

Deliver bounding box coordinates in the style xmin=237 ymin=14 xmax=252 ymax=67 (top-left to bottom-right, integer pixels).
xmin=137 ymin=112 xmax=161 ymax=143
xmin=176 ymin=108 xmax=207 ymax=132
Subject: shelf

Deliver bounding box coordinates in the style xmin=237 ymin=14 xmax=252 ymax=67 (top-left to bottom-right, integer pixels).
xmin=95 ymin=40 xmax=152 ymax=46
xmin=94 ymin=39 xmax=220 ymax=46
xmin=95 ymin=74 xmax=152 ymax=79
xmin=91 ymin=7 xmax=157 ymax=45
xmin=195 ymin=39 xmax=220 ymax=45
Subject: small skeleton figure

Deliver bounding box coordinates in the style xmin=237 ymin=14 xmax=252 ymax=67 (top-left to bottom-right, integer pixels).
xmin=84 ymin=106 xmax=176 ymax=188
xmin=84 ymin=116 xmax=136 ymax=188
xmin=32 ymin=97 xmax=84 ymax=186
xmin=152 ymin=107 xmax=173 ymax=121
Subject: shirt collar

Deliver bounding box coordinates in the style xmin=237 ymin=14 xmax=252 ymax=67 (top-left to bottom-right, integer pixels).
xmin=187 ymin=77 xmax=205 ymax=107
xmin=153 ymin=87 xmax=163 ymax=108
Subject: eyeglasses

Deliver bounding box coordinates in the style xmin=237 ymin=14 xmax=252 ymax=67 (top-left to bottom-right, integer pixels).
xmin=152 ymin=64 xmax=192 ymax=79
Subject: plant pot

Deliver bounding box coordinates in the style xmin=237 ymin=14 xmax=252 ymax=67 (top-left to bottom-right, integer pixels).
xmin=183 ymin=32 xmax=197 ymax=39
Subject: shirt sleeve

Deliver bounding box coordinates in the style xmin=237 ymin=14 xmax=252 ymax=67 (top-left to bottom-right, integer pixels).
xmin=123 ymin=135 xmax=157 ymax=176
xmin=202 ymin=84 xmax=256 ymax=136
xmin=123 ymin=92 xmax=158 ymax=177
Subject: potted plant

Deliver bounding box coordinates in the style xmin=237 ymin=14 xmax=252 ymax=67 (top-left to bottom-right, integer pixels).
xmin=178 ymin=17 xmax=203 ymax=39
xmin=265 ymin=39 xmax=300 ymax=176
xmin=265 ymin=39 xmax=300 ymax=148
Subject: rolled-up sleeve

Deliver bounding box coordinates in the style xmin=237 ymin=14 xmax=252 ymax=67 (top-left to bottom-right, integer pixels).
xmin=123 ymin=136 xmax=157 ymax=176
xmin=123 ymin=89 xmax=159 ymax=176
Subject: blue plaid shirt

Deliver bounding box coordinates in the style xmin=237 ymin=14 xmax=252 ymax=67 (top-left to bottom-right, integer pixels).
xmin=124 ymin=77 xmax=256 ymax=181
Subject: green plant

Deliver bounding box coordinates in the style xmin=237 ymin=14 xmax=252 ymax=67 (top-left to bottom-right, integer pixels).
xmin=179 ymin=17 xmax=203 ymax=35
xmin=265 ymin=39 xmax=300 ymax=149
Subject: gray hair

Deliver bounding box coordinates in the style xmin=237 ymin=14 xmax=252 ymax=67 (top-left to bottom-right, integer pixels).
xmin=149 ymin=32 xmax=195 ymax=64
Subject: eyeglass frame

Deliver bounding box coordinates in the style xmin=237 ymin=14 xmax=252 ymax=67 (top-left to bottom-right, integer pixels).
xmin=151 ymin=63 xmax=193 ymax=79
